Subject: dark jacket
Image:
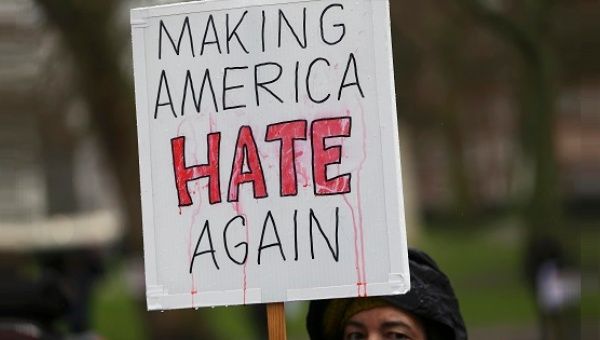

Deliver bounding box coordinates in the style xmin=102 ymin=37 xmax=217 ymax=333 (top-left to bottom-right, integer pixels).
xmin=306 ymin=248 xmax=467 ymax=340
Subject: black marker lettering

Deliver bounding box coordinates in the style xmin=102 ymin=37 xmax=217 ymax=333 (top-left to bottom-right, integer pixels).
xmin=181 ymin=69 xmax=219 ymax=115
xmin=254 ymin=62 xmax=284 ymax=106
xmin=154 ymin=70 xmax=177 ymax=119
xmin=226 ymin=11 xmax=250 ymax=54
xmin=261 ymin=10 xmax=266 ymax=52
xmin=190 ymin=220 xmax=220 ymax=272
xmin=309 ymin=208 xmax=340 ymax=262
xmin=320 ymin=4 xmax=346 ymax=46
xmin=306 ymin=58 xmax=332 ymax=104
xmin=293 ymin=209 xmax=299 ymax=261
xmin=222 ymin=66 xmax=249 ymax=111
xmin=257 ymin=211 xmax=286 ymax=265
xmin=158 ymin=17 xmax=195 ymax=59
xmin=338 ymin=53 xmax=365 ymax=100
xmin=223 ymin=215 xmax=248 ymax=265
xmin=294 ymin=61 xmax=300 ymax=103
xmin=201 ymin=14 xmax=222 ymax=55
xmin=278 ymin=8 xmax=307 ymax=49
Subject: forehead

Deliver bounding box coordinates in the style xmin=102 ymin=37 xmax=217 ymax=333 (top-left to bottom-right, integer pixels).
xmin=348 ymin=305 xmax=421 ymax=327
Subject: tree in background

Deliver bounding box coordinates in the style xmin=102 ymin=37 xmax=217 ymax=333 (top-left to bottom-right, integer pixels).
xmin=34 ymin=0 xmax=218 ymax=338
xmin=35 ymin=0 xmax=142 ymax=250
xmin=457 ymin=0 xmax=562 ymax=236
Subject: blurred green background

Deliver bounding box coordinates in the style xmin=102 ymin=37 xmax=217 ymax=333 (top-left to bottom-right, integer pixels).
xmin=1 ymin=0 xmax=597 ymax=339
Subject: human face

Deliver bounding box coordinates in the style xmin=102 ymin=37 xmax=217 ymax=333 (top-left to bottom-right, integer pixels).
xmin=342 ymin=306 xmax=426 ymax=340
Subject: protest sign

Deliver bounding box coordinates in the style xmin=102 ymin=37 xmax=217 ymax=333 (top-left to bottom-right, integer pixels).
xmin=131 ymin=0 xmax=409 ymax=311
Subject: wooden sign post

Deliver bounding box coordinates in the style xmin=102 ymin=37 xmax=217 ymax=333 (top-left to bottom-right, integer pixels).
xmin=267 ymin=302 xmax=287 ymax=340
xmin=130 ymin=0 xmax=409 ymax=332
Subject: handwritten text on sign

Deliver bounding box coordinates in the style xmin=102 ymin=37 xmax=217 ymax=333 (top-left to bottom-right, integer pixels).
xmin=132 ymin=0 xmax=409 ymax=310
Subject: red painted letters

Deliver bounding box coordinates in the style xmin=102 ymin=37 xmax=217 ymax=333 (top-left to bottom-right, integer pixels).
xmin=311 ymin=117 xmax=352 ymax=195
xmin=228 ymin=126 xmax=268 ymax=201
xmin=265 ymin=120 xmax=308 ymax=196
xmin=171 ymin=117 xmax=352 ymax=207
xmin=171 ymin=133 xmax=222 ymax=206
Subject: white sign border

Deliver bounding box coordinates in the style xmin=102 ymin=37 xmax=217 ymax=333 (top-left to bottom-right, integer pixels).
xmin=131 ymin=0 xmax=410 ymax=311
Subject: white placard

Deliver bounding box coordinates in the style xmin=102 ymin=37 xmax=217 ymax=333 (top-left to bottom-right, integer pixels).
xmin=131 ymin=0 xmax=409 ymax=311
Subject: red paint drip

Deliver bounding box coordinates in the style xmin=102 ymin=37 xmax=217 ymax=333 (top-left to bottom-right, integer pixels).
xmin=208 ymin=112 xmax=216 ymax=133
xmin=189 ymin=189 xmax=201 ymax=307
xmin=355 ymin=104 xmax=369 ymax=297
xmin=185 ymin=118 xmax=203 ymax=308
xmin=337 ymin=112 xmax=364 ymax=297
xmin=177 ymin=115 xmax=221 ymax=307
xmin=342 ymin=194 xmax=364 ymax=297
xmin=340 ymin=106 xmax=369 ymax=297
xmin=233 ymin=201 xmax=248 ymax=305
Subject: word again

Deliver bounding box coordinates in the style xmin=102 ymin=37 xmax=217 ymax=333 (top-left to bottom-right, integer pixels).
xmin=171 ymin=116 xmax=352 ymax=207
xmin=189 ymin=207 xmax=341 ymax=271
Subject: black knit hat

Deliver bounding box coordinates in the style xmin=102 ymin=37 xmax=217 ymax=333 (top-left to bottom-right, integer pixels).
xmin=306 ymin=248 xmax=467 ymax=340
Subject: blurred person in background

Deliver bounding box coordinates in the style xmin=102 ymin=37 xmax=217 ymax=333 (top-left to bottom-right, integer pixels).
xmin=525 ymin=236 xmax=581 ymax=340
xmin=306 ymin=249 xmax=467 ymax=340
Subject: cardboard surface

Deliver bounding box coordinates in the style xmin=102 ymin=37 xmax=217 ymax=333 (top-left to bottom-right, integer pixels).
xmin=131 ymin=0 xmax=409 ymax=310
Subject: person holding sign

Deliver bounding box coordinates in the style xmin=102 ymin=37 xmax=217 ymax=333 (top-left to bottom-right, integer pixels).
xmin=306 ymin=249 xmax=467 ymax=340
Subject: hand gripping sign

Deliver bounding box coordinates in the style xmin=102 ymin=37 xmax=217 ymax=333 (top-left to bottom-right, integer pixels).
xmin=131 ymin=0 xmax=409 ymax=311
